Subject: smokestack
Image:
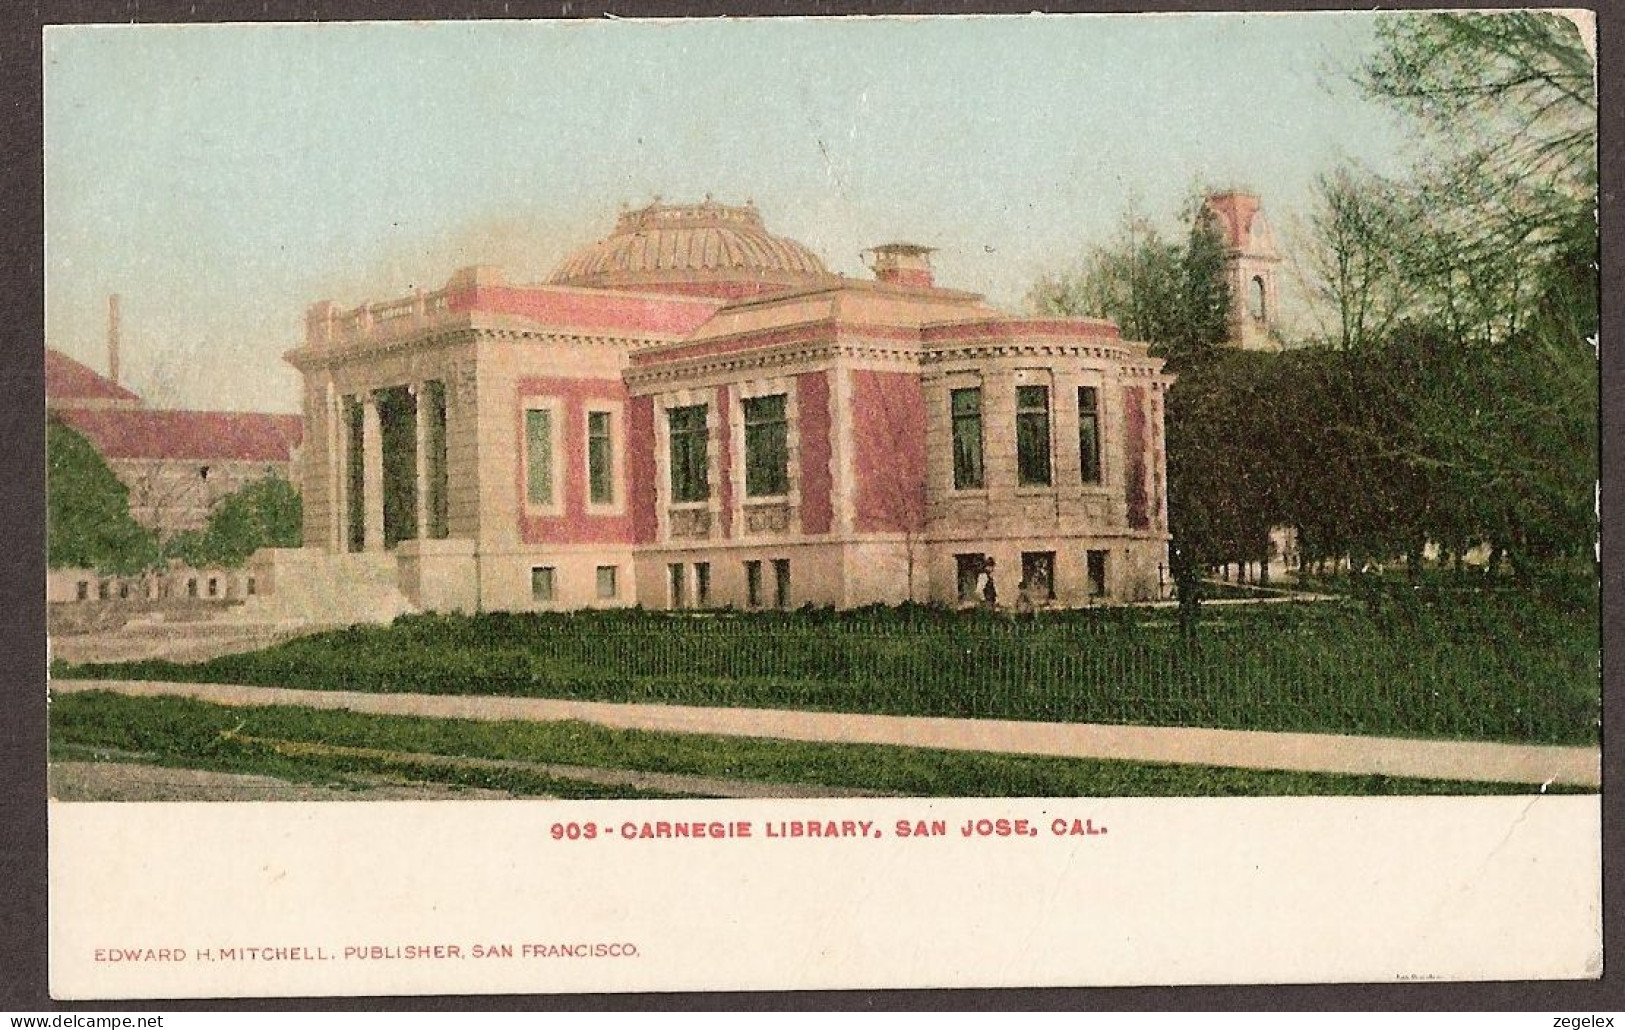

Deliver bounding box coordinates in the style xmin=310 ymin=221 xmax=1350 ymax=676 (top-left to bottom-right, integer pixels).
xmin=107 ymin=293 xmax=121 ymax=384
xmin=866 ymin=243 xmax=936 ymax=289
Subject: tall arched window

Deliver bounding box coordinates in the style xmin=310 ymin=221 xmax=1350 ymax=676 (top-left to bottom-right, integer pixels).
xmin=1248 ymin=276 xmax=1267 ymax=320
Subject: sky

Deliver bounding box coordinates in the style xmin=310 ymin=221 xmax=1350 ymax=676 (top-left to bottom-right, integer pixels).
xmin=44 ymin=14 xmax=1417 ymax=413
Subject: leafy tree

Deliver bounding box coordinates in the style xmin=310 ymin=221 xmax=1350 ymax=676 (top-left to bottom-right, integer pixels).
xmin=1361 ymin=11 xmax=1595 ymax=243
xmin=47 ymin=419 xmax=162 ymax=575
xmin=1357 ymin=11 xmax=1598 ymax=574
xmin=164 ymin=475 xmax=302 ymax=569
xmin=1030 ymin=197 xmax=1245 ymax=626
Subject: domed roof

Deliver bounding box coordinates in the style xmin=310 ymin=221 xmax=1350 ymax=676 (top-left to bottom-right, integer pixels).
xmin=549 ymin=199 xmax=832 ymax=297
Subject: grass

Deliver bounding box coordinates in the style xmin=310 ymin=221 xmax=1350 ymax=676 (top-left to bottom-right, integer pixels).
xmin=49 ymin=691 xmax=1589 ymax=798
xmin=55 ymin=588 xmax=1600 ymax=745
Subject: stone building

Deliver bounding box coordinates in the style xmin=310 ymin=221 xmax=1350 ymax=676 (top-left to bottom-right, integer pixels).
xmin=268 ymin=200 xmax=1173 ymax=616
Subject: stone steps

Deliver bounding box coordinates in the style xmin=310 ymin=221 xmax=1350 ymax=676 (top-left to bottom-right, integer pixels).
xmin=229 ymin=550 xmax=417 ymax=628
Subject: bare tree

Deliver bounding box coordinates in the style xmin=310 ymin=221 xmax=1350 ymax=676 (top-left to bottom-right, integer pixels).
xmin=1299 ymin=168 xmax=1416 ymax=351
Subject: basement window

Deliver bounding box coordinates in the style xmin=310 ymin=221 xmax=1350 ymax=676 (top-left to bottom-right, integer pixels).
xmin=531 ymin=566 xmax=556 ymax=604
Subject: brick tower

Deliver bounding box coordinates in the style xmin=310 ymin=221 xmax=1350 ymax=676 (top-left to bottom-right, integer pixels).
xmin=1204 ymin=191 xmax=1282 ymax=352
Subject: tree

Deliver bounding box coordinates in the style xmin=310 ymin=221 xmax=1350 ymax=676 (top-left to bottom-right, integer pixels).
xmin=1300 ymin=167 xmax=1415 ymax=352
xmin=1353 ymin=11 xmax=1598 ymax=574
xmin=1361 ymin=12 xmax=1595 ymax=228
xmin=164 ymin=475 xmax=303 ymax=569
xmin=47 ymin=419 xmax=162 ymax=575
xmin=1031 ymin=197 xmax=1241 ymax=626
xmin=1029 ymin=198 xmax=1233 ymax=369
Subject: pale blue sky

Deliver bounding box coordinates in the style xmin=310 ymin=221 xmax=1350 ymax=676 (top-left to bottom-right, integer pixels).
xmin=44 ymin=14 xmax=1412 ymax=413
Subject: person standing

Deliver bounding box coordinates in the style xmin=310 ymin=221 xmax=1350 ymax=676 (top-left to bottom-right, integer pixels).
xmin=977 ymin=556 xmax=999 ymax=609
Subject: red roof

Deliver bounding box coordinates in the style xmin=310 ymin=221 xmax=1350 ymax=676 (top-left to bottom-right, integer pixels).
xmin=45 ymin=349 xmax=142 ymax=405
xmin=54 ymin=408 xmax=303 ymax=463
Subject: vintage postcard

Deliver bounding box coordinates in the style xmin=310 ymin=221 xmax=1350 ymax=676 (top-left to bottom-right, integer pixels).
xmin=42 ymin=10 xmax=1601 ymax=998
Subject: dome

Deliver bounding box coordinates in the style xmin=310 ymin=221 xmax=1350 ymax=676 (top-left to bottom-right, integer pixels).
xmin=549 ymin=199 xmax=832 ymax=298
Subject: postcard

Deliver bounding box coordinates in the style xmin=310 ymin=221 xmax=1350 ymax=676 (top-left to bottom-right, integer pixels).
xmin=42 ymin=10 xmax=1601 ymax=998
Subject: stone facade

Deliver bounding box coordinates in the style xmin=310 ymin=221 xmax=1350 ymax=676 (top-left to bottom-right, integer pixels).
xmin=278 ymin=201 xmax=1174 ymax=617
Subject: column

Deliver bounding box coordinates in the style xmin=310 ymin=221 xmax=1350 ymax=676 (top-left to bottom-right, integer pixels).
xmin=414 ymin=383 xmax=430 ymax=541
xmin=327 ymin=381 xmax=345 ymax=552
xmin=362 ymin=391 xmax=385 ymax=551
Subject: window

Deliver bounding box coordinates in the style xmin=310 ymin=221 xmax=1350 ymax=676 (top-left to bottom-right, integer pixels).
xmin=694 ymin=563 xmax=711 ymax=607
xmin=1020 ymin=552 xmax=1056 ymax=603
xmin=1078 ymin=386 xmax=1102 ymax=485
xmin=950 ymin=388 xmax=984 ymax=489
xmin=743 ymin=394 xmax=790 ymax=497
xmin=525 ymin=408 xmax=555 ymax=506
xmin=207 ymin=578 xmax=219 ymax=598
xmin=773 ymin=559 xmax=791 ymax=609
xmin=1017 ymin=385 xmax=1052 ymax=486
xmin=1087 ymin=550 xmax=1108 ymax=598
xmin=668 ymin=563 xmax=686 ymax=609
xmin=1249 ymin=276 xmax=1266 ymax=320
xmin=596 ymin=565 xmax=618 ymax=599
xmin=531 ymin=566 xmax=555 ymax=604
xmin=75 ymin=582 xmax=89 ymax=602
xmin=745 ymin=560 xmax=764 ymax=608
xmin=955 ymin=553 xmax=986 ymax=603
xmin=246 ymin=577 xmax=257 ymax=596
xmin=119 ymin=582 xmax=130 ymax=599
xmin=588 ymin=411 xmax=614 ymax=505
xmin=668 ymin=405 xmax=710 ymax=503
xmin=186 ymin=579 xmax=197 ymax=598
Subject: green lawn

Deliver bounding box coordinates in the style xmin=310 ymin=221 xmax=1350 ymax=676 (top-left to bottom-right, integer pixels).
xmin=48 ymin=691 xmax=1582 ymax=798
xmin=56 ymin=591 xmax=1599 ymax=745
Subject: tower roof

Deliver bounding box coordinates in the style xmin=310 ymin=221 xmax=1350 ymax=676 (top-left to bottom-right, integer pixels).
xmin=1204 ymin=191 xmax=1271 ymax=252
xmin=548 ymin=199 xmax=832 ymax=298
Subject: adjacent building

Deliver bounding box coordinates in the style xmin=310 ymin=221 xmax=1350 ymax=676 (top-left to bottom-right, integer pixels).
xmin=271 ymin=199 xmax=1174 ymax=616
xmin=47 ymin=347 xmax=303 ymax=536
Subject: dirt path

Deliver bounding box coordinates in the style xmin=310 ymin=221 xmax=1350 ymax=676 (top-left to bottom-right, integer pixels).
xmin=52 ymin=677 xmax=1601 ymax=787
xmin=226 ymin=732 xmax=896 ymax=799
xmin=48 ymin=761 xmax=521 ymax=802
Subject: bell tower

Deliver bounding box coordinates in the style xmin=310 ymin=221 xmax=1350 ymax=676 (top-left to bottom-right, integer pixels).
xmin=1204 ymin=191 xmax=1281 ymax=352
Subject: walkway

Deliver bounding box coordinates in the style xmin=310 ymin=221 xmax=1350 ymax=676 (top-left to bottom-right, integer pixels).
xmin=51 ymin=678 xmax=1600 ymax=788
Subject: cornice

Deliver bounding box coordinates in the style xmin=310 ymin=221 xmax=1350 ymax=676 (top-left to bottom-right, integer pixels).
xmin=625 ymin=342 xmax=843 ymax=388
xmin=920 ymin=341 xmax=1132 ymax=363
xmin=287 ymin=324 xmax=658 ymax=371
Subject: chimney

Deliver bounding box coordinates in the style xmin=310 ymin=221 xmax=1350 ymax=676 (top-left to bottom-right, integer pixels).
xmin=107 ymin=293 xmax=121 ymax=384
xmin=866 ymin=243 xmax=936 ymax=289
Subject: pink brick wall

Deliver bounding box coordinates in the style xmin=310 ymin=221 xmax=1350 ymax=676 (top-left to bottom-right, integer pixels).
xmin=1123 ymin=385 xmax=1149 ymax=530
xmin=716 ymin=384 xmax=735 ymax=539
xmin=515 ymin=376 xmax=635 ymax=545
xmin=797 ymin=372 xmax=833 ymax=535
xmin=851 ymin=370 xmax=926 ymax=534
xmin=450 ymin=285 xmax=720 ymax=336
xmin=628 ymin=395 xmax=657 ymax=544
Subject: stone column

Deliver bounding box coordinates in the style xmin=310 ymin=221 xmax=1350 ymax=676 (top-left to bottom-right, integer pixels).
xmin=413 ymin=383 xmax=430 ymax=541
xmin=327 ymin=381 xmax=345 ymax=552
xmin=362 ymin=391 xmax=385 ymax=552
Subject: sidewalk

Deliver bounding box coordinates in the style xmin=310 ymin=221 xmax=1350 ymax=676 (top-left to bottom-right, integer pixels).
xmin=51 ymin=678 xmax=1600 ymax=787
